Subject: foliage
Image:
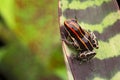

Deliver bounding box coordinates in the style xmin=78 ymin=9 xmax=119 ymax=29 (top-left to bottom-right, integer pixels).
xmin=0 ymin=0 xmax=67 ymax=80
xmin=59 ymin=0 xmax=120 ymax=80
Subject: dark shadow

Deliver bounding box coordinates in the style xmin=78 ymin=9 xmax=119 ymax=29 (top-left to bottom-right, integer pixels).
xmin=0 ymin=15 xmax=7 ymax=28
xmin=63 ymin=1 xmax=117 ymax=24
xmin=116 ymin=0 xmax=120 ymax=8
xmin=0 ymin=73 xmax=7 ymax=80
xmin=0 ymin=38 xmax=6 ymax=48
xmin=0 ymin=14 xmax=7 ymax=48
xmin=0 ymin=64 xmax=16 ymax=80
xmin=60 ymin=26 xmax=67 ymax=40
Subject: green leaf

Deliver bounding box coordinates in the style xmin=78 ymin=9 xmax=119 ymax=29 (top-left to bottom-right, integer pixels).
xmin=59 ymin=0 xmax=120 ymax=80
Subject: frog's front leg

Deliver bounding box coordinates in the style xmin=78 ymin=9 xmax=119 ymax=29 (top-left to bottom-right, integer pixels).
xmin=61 ymin=32 xmax=80 ymax=50
xmin=89 ymin=31 xmax=99 ymax=49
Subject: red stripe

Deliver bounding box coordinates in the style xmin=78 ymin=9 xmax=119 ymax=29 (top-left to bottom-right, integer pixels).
xmin=65 ymin=21 xmax=89 ymax=50
xmin=70 ymin=22 xmax=94 ymax=49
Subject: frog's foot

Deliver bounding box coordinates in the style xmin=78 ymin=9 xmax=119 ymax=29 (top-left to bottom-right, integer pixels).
xmin=76 ymin=51 xmax=96 ymax=63
xmin=89 ymin=32 xmax=99 ymax=49
xmin=86 ymin=51 xmax=96 ymax=61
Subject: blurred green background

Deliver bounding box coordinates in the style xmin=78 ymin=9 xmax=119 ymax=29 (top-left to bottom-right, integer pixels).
xmin=0 ymin=0 xmax=67 ymax=80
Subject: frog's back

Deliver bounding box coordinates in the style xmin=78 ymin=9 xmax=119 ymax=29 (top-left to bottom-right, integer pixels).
xmin=64 ymin=19 xmax=94 ymax=52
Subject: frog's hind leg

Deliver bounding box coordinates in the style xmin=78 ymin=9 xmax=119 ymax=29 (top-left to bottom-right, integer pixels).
xmin=86 ymin=51 xmax=96 ymax=61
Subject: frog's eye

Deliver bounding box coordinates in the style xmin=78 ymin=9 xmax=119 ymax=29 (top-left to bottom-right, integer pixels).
xmin=71 ymin=19 xmax=77 ymax=23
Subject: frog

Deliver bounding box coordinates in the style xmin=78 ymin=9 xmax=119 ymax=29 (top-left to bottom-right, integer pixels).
xmin=62 ymin=19 xmax=99 ymax=63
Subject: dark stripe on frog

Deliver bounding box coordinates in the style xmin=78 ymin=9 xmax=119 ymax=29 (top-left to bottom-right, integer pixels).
xmin=71 ymin=22 xmax=85 ymax=35
xmin=63 ymin=26 xmax=75 ymax=43
xmin=72 ymin=22 xmax=93 ymax=43
xmin=63 ymin=27 xmax=81 ymax=50
xmin=69 ymin=21 xmax=94 ymax=51
xmin=64 ymin=21 xmax=89 ymax=51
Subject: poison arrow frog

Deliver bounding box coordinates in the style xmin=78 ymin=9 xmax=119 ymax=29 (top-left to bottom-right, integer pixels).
xmin=62 ymin=19 xmax=99 ymax=63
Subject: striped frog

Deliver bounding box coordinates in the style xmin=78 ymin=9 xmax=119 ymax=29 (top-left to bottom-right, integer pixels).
xmin=62 ymin=19 xmax=99 ymax=63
